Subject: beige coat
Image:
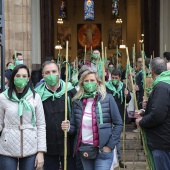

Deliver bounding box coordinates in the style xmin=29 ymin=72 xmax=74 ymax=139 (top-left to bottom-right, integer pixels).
xmin=0 ymin=92 xmax=46 ymax=157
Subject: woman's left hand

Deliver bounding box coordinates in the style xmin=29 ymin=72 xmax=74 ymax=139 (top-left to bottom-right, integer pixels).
xmin=102 ymin=146 xmax=111 ymax=152
xmin=34 ymin=152 xmax=44 ymax=170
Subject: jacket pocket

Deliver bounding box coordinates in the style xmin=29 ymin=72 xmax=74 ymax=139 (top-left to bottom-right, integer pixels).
xmin=0 ymin=129 xmax=10 ymax=148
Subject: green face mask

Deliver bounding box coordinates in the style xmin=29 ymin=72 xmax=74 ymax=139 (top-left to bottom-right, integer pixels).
xmin=108 ymin=68 xmax=114 ymax=73
xmin=8 ymin=64 xmax=15 ymax=70
xmin=44 ymin=74 xmax=59 ymax=86
xmin=14 ymin=78 xmax=28 ymax=89
xmin=92 ymin=54 xmax=98 ymax=59
xmin=84 ymin=82 xmax=97 ymax=93
xmin=112 ymin=79 xmax=119 ymax=85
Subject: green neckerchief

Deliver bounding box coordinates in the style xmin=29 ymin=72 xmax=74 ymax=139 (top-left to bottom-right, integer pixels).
xmin=91 ymin=59 xmax=97 ymax=65
xmin=152 ymin=70 xmax=170 ymax=88
xmin=3 ymin=88 xmax=36 ymax=126
xmin=106 ymin=80 xmax=124 ymax=104
xmin=8 ymin=64 xmax=15 ymax=70
xmin=35 ymin=79 xmax=74 ymax=102
xmin=82 ymin=91 xmax=97 ymax=99
xmin=72 ymin=79 xmax=78 ymax=86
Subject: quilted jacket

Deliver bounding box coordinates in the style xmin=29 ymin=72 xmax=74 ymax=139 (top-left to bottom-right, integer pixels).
xmin=0 ymin=92 xmax=46 ymax=157
xmin=69 ymin=93 xmax=123 ymax=154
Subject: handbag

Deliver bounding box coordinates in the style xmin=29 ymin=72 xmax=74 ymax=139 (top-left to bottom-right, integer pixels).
xmin=78 ymin=143 xmax=99 ymax=159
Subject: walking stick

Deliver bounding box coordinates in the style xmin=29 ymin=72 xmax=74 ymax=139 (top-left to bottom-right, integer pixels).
xmin=101 ymin=42 xmax=105 ymax=84
xmin=84 ymin=45 xmax=87 ymax=64
xmin=126 ymin=47 xmax=151 ymax=170
xmin=132 ymin=44 xmax=136 ymax=70
xmin=64 ymin=41 xmax=69 ymax=170
xmin=122 ymin=53 xmax=129 ymax=169
xmin=116 ymin=45 xmax=119 ymax=68
xmin=105 ymin=47 xmax=107 ymax=67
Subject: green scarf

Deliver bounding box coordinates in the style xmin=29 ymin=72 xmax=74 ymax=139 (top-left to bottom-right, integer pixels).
xmin=91 ymin=59 xmax=97 ymax=65
xmin=35 ymin=80 xmax=74 ymax=102
xmin=106 ymin=80 xmax=124 ymax=104
xmin=152 ymin=70 xmax=170 ymax=88
xmin=82 ymin=91 xmax=97 ymax=99
xmin=3 ymin=89 xmax=36 ymax=126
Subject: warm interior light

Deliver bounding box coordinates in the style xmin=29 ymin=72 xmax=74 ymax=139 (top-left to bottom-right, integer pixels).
xmin=57 ymin=17 xmax=63 ymax=24
xmin=119 ymin=40 xmax=126 ymax=48
xmin=116 ymin=18 xmax=122 ymax=24
xmin=119 ymin=44 xmax=126 ymax=49
xmin=55 ymin=45 xmax=62 ymax=49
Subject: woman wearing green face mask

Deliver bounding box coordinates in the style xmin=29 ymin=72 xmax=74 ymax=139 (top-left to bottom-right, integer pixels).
xmin=0 ymin=64 xmax=46 ymax=170
xmin=62 ymin=68 xmax=123 ymax=170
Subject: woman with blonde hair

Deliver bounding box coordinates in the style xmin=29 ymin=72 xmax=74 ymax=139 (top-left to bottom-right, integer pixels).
xmin=62 ymin=68 xmax=122 ymax=170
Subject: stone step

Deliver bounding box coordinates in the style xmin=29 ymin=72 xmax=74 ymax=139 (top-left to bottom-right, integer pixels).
xmin=120 ymin=150 xmax=146 ymax=162
xmin=118 ymin=124 xmax=146 ymax=162
xmin=114 ymin=162 xmax=147 ymax=170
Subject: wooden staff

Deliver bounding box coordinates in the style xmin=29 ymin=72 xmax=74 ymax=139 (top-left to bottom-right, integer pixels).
xmin=132 ymin=44 xmax=136 ymax=69
xmin=126 ymin=47 xmax=151 ymax=170
xmin=142 ymin=50 xmax=147 ymax=99
xmin=116 ymin=45 xmax=118 ymax=68
xmin=76 ymin=56 xmax=78 ymax=70
xmin=101 ymin=42 xmax=105 ymax=84
xmin=153 ymin=51 xmax=154 ymax=58
xmin=126 ymin=47 xmax=149 ymax=170
xmin=126 ymin=47 xmax=138 ymax=166
xmin=91 ymin=46 xmax=92 ymax=53
xmin=84 ymin=45 xmax=87 ymax=64
xmin=64 ymin=41 xmax=69 ymax=170
xmin=142 ymin=43 xmax=144 ymax=53
xmin=105 ymin=47 xmax=107 ymax=67
xmin=122 ymin=53 xmax=129 ymax=169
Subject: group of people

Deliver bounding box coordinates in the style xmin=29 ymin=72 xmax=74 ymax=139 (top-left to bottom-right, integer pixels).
xmin=0 ymin=49 xmax=170 ymax=170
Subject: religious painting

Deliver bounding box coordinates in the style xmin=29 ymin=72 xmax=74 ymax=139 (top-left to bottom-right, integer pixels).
xmin=108 ymin=24 xmax=122 ymax=49
xmin=84 ymin=0 xmax=94 ymax=21
xmin=77 ymin=24 xmax=101 ymax=51
xmin=60 ymin=0 xmax=67 ymax=19
xmin=58 ymin=25 xmax=71 ymax=49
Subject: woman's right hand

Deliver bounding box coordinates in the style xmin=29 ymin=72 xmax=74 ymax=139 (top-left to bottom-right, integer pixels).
xmin=61 ymin=120 xmax=70 ymax=131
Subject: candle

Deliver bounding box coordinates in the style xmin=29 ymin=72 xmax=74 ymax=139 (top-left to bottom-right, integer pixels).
xmin=165 ymin=44 xmax=167 ymax=51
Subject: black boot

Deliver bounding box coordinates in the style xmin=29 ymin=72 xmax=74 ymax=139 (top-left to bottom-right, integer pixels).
xmin=119 ymin=160 xmax=127 ymax=168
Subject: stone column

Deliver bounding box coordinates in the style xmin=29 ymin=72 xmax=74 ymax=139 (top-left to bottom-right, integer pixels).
xmin=4 ymin=0 xmax=31 ymax=69
xmin=31 ymin=0 xmax=41 ymax=70
xmin=160 ymin=0 xmax=170 ymax=55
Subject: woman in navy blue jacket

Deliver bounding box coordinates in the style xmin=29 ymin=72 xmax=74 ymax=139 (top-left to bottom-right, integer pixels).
xmin=62 ymin=68 xmax=123 ymax=170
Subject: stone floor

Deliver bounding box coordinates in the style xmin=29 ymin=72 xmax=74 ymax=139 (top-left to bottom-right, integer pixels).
xmin=114 ymin=162 xmax=146 ymax=170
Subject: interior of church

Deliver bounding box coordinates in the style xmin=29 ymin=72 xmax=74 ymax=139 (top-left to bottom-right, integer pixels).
xmin=40 ymin=0 xmax=162 ymax=69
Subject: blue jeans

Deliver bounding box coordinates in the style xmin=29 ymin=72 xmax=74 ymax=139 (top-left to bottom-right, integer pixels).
xmin=80 ymin=150 xmax=113 ymax=170
xmin=44 ymin=154 xmax=77 ymax=170
xmin=0 ymin=154 xmax=36 ymax=170
xmin=152 ymin=150 xmax=170 ymax=170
